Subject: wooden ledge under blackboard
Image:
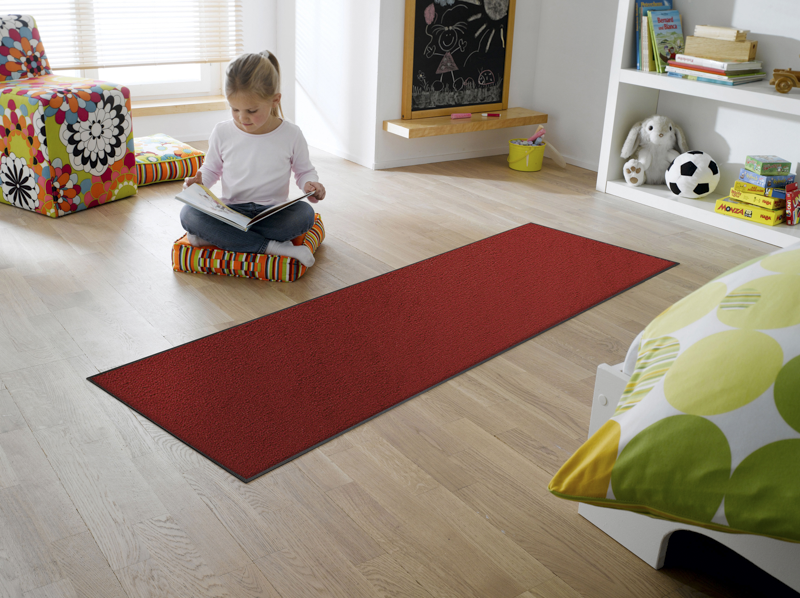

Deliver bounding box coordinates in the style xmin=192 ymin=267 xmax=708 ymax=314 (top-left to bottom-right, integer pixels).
xmin=383 ymin=108 xmax=547 ymax=139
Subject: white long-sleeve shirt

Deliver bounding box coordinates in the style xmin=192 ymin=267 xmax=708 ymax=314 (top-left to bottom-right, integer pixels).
xmin=198 ymin=119 xmax=319 ymax=206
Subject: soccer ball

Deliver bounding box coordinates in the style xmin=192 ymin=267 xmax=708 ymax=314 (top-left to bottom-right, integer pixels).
xmin=665 ymin=151 xmax=720 ymax=198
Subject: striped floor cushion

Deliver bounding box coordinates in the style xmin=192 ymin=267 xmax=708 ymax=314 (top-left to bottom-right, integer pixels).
xmin=172 ymin=214 xmax=325 ymax=282
xmin=135 ymin=134 xmax=205 ymax=186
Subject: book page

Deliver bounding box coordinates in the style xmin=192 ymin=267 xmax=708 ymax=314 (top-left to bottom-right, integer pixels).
xmin=248 ymin=191 xmax=316 ymax=226
xmin=175 ymin=184 xmax=253 ymax=230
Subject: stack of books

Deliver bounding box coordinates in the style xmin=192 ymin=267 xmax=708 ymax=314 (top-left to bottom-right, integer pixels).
xmin=635 ymin=1 xmax=671 ymax=71
xmin=666 ymin=26 xmax=766 ymax=86
xmin=635 ymin=1 xmax=683 ymax=73
xmin=715 ymin=157 xmax=795 ymax=227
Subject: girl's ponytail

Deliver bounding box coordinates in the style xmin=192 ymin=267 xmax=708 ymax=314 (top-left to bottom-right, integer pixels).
xmin=261 ymin=51 xmax=283 ymax=118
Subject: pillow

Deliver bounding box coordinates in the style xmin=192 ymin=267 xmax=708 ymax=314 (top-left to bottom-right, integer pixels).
xmin=134 ymin=134 xmax=204 ymax=186
xmin=172 ymin=214 xmax=325 ymax=282
xmin=549 ymin=241 xmax=800 ymax=543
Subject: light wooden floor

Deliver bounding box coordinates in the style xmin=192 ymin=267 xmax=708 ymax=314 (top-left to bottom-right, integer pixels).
xmin=0 ymin=146 xmax=788 ymax=598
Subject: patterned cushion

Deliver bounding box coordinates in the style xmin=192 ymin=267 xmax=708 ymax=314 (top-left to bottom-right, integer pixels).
xmin=0 ymin=15 xmax=51 ymax=81
xmin=1 ymin=74 xmax=137 ymax=217
xmin=0 ymin=15 xmax=136 ymax=217
xmin=135 ymin=134 xmax=204 ymax=186
xmin=172 ymin=214 xmax=325 ymax=282
xmin=549 ymin=242 xmax=800 ymax=543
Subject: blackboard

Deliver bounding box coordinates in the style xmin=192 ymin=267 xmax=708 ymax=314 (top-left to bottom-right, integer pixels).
xmin=402 ymin=0 xmax=516 ymax=119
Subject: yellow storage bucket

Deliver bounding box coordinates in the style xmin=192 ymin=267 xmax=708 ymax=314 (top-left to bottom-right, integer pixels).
xmin=507 ymin=140 xmax=545 ymax=172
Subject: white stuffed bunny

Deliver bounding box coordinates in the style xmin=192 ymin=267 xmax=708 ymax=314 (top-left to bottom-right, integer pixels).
xmin=621 ymin=115 xmax=688 ymax=186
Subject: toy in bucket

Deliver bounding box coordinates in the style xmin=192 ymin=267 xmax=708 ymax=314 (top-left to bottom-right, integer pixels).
xmin=508 ymin=139 xmax=546 ymax=172
xmin=507 ymin=126 xmax=566 ymax=171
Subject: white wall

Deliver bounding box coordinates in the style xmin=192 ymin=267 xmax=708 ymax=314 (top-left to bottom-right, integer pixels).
xmin=530 ymin=0 xmax=618 ymax=171
xmin=276 ymin=0 xmax=297 ymax=123
xmin=294 ymin=0 xmax=381 ymax=168
xmin=131 ymin=0 xmax=277 ymax=142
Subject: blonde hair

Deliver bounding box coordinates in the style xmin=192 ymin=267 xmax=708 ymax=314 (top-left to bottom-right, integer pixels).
xmin=225 ymin=50 xmax=283 ymax=118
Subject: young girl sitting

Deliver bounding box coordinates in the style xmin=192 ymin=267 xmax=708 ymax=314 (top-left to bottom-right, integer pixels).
xmin=180 ymin=50 xmax=325 ymax=267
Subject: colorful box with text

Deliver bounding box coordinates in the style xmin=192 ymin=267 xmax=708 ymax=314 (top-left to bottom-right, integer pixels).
xmin=715 ymin=198 xmax=785 ymax=226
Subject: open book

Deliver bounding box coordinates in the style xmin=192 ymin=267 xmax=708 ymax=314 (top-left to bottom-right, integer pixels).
xmin=175 ymin=184 xmax=314 ymax=232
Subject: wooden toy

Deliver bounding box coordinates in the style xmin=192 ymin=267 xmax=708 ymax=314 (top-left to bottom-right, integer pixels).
xmin=527 ymin=124 xmax=566 ymax=168
xmin=544 ymin=139 xmax=567 ymax=169
xmin=684 ymin=36 xmax=757 ymax=63
xmin=770 ymin=56 xmax=800 ymax=93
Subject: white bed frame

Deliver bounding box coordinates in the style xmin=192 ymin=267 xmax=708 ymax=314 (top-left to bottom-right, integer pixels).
xmin=582 ymin=363 xmax=800 ymax=592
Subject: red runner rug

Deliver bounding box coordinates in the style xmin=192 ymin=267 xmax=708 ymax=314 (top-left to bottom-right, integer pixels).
xmin=89 ymin=224 xmax=676 ymax=482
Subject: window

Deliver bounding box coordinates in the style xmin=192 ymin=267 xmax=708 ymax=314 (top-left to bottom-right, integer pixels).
xmin=97 ymin=64 xmax=219 ymax=99
xmin=8 ymin=1 xmax=241 ymax=98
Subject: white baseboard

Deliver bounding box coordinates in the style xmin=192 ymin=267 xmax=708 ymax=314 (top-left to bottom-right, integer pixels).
xmin=373 ymin=149 xmax=599 ymax=172
xmin=304 ymin=144 xmax=374 ymax=170
xmin=310 ymin=144 xmax=599 ymax=173
xmin=372 ymin=147 xmax=508 ymax=170
xmin=565 ymin=155 xmax=600 ymax=172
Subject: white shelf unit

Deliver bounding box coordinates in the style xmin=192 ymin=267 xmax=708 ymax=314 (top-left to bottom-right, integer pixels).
xmin=596 ymin=0 xmax=800 ymax=247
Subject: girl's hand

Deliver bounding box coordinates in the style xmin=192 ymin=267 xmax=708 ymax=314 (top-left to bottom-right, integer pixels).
xmin=304 ymin=181 xmax=326 ymax=203
xmin=184 ymin=171 xmax=203 ymax=189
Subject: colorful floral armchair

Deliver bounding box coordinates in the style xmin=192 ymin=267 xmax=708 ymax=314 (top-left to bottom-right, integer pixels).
xmin=0 ymin=14 xmax=136 ymax=217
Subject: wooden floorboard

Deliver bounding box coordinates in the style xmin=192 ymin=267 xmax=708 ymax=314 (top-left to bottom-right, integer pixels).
xmin=0 ymin=146 xmax=784 ymax=598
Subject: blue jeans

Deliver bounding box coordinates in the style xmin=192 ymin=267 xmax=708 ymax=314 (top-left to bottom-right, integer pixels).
xmin=180 ymin=201 xmax=316 ymax=253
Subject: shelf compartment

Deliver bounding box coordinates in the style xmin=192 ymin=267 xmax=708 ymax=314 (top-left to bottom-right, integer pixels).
xmin=618 ymin=69 xmax=800 ymax=117
xmin=383 ymin=108 xmax=547 ymax=138
xmin=596 ymin=0 xmax=800 ymax=248
xmin=606 ymin=180 xmax=800 ymax=247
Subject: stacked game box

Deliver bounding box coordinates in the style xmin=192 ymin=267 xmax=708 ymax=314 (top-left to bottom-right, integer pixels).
xmin=744 ymin=155 xmax=792 ymax=176
xmin=785 ymin=183 xmax=800 ymax=226
xmin=715 ymin=157 xmax=795 ymax=227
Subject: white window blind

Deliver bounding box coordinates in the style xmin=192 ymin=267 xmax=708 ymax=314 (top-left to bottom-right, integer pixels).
xmin=6 ymin=0 xmax=243 ymax=70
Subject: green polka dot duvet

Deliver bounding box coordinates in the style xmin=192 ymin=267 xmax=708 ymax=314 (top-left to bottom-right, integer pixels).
xmin=549 ymin=242 xmax=800 ymax=543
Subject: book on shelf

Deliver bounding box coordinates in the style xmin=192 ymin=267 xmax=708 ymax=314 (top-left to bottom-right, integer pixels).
xmin=665 ymin=65 xmax=766 ymax=82
xmin=673 ymin=54 xmax=762 ymax=71
xmin=684 ymin=36 xmax=758 ymax=63
xmin=648 ymin=10 xmax=684 ymax=73
xmin=693 ymin=25 xmax=748 ymax=42
xmin=641 ymin=17 xmax=654 ymax=71
xmin=666 ymin=59 xmax=763 ymax=77
xmin=175 ymin=184 xmax=314 ymax=232
xmin=666 ymin=72 xmax=766 ymax=86
xmin=634 ymin=0 xmax=672 ymax=70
